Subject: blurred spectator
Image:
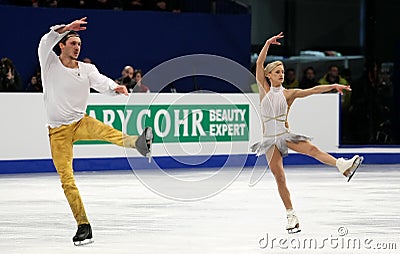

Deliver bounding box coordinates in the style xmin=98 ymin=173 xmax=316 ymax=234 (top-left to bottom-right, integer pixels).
xmin=349 ymin=62 xmax=380 ymax=144
xmin=84 ymin=0 xmax=119 ymax=10
xmin=341 ymin=68 xmax=353 ymax=86
xmin=318 ymin=64 xmax=348 ymax=85
xmin=153 ymin=0 xmax=167 ymax=11
xmin=82 ymin=57 xmax=94 ymax=64
xmin=282 ymin=68 xmax=299 ymax=89
xmin=319 ymin=65 xmax=351 ymax=142
xmin=0 ymin=57 xmax=22 ymax=92
xmin=57 ymin=0 xmax=86 ymax=8
xmin=122 ymin=0 xmax=182 ymax=11
xmin=299 ymin=66 xmax=319 ymax=89
xmin=319 ymin=64 xmax=350 ymax=106
xmin=12 ymin=0 xmax=183 ymax=11
xmin=340 ymin=68 xmax=355 ymax=144
xmin=131 ymin=70 xmax=150 ymax=92
xmin=374 ymin=63 xmax=394 ymax=143
xmin=32 ymin=66 xmax=42 ymax=85
xmin=115 ymin=65 xmax=136 ymax=91
xmin=34 ymin=0 xmax=58 ymax=7
xmin=26 ymin=75 xmax=43 ymax=92
xmin=171 ymin=0 xmax=183 ymax=12
xmin=123 ymin=0 xmax=147 ymax=10
xmin=340 ymin=67 xmax=354 ymax=109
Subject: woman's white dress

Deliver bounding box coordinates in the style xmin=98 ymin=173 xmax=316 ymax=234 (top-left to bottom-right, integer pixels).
xmin=251 ymin=85 xmax=311 ymax=157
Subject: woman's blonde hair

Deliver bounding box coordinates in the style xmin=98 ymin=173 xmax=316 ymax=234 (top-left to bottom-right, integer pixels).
xmin=264 ymin=61 xmax=283 ymax=77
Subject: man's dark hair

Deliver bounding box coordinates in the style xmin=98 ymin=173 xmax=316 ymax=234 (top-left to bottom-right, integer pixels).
xmin=53 ymin=31 xmax=80 ymax=54
xmin=59 ymin=31 xmax=80 ymax=45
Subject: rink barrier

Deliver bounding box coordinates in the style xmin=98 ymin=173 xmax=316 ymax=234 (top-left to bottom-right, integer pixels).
xmin=1 ymin=153 xmax=400 ymax=174
xmin=1 ymin=93 xmax=400 ymax=174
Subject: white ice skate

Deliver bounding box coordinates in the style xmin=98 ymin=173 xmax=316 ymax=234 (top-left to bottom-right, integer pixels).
xmin=286 ymin=212 xmax=301 ymax=234
xmin=336 ymin=155 xmax=364 ymax=182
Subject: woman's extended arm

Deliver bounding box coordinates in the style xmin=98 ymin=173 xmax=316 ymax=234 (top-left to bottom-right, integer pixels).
xmin=256 ymin=32 xmax=284 ymax=100
xmin=287 ymin=84 xmax=351 ymax=102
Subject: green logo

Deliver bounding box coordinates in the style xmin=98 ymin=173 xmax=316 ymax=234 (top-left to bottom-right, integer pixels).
xmin=77 ymin=104 xmax=249 ymax=144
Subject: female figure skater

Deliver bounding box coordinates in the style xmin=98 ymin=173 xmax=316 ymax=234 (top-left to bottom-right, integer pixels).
xmin=251 ymin=32 xmax=363 ymax=234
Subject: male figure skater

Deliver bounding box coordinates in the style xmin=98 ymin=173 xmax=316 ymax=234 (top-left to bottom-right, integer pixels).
xmin=38 ymin=17 xmax=152 ymax=245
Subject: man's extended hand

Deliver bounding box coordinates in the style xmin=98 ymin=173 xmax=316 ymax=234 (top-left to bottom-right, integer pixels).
xmin=114 ymin=85 xmax=129 ymax=96
xmin=66 ymin=17 xmax=88 ymax=32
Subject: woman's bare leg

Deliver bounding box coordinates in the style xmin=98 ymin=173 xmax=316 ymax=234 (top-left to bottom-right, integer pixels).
xmin=287 ymin=140 xmax=336 ymax=166
xmin=267 ymin=146 xmax=293 ymax=209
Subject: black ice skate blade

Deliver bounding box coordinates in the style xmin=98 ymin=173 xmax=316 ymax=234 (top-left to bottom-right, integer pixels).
xmin=74 ymin=238 xmax=94 ymax=246
xmin=347 ymin=156 xmax=364 ymax=182
xmin=287 ymin=228 xmax=301 ymax=234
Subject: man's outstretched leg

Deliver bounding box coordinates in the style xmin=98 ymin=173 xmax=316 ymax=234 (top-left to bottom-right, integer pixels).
xmin=73 ymin=115 xmax=153 ymax=159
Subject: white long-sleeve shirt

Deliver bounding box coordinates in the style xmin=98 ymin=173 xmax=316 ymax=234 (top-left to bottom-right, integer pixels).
xmin=38 ymin=25 xmax=118 ymax=128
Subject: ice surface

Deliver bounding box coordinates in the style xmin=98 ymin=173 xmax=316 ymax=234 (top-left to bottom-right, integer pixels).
xmin=0 ymin=165 xmax=399 ymax=254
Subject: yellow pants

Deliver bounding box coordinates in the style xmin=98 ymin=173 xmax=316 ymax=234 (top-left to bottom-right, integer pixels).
xmin=48 ymin=115 xmax=137 ymax=225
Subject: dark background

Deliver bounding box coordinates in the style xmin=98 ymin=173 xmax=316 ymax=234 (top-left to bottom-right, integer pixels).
xmin=0 ymin=4 xmax=251 ymax=92
xmin=1 ymin=0 xmax=399 ymax=145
